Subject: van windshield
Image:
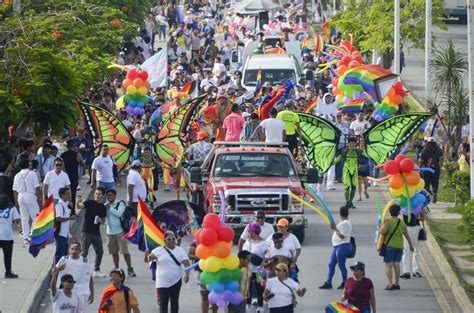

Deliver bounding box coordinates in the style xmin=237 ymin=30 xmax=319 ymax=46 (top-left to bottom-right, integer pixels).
xmin=243 ymin=69 xmax=295 ymax=86
xmin=214 ymin=153 xmax=296 ymax=178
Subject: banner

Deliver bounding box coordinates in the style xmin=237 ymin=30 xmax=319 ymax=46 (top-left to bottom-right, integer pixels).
xmin=141 ymin=48 xmax=168 ymax=89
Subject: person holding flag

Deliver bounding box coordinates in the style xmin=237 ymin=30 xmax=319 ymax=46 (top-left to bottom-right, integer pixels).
xmin=99 ymin=269 xmax=140 ymax=313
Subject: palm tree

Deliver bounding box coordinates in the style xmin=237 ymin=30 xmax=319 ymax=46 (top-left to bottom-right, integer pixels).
xmin=449 ymin=85 xmax=469 ymax=153
xmin=428 ymin=40 xmax=468 ymax=142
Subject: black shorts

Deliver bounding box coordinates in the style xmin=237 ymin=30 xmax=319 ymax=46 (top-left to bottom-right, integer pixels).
xmin=286 ymin=134 xmax=298 ymax=154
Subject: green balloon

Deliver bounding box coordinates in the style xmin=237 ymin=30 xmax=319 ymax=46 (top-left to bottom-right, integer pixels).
xmin=397 ymin=196 xmax=407 ymax=207
xmin=231 ymin=268 xmax=241 ymax=281
xmin=200 ymin=271 xmax=218 ymax=285
xmin=132 ymin=93 xmax=142 ymax=101
xmin=217 ymin=269 xmax=233 ymax=283
xmin=124 ymin=95 xmax=132 ymax=103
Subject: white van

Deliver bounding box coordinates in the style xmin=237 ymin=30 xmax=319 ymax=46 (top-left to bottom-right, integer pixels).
xmin=242 ymin=54 xmax=303 ymax=91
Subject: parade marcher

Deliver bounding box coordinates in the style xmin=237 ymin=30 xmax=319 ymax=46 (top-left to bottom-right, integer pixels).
xmin=380 ymin=204 xmax=414 ymax=290
xmin=400 ymin=211 xmax=424 ymax=279
xmin=185 ymin=131 xmax=213 ymax=166
xmin=263 ymin=263 xmax=307 ymax=313
xmin=61 ymin=140 xmax=85 ymax=209
xmin=274 ymin=218 xmax=302 ymax=262
xmin=13 ymin=159 xmax=42 ymax=242
xmin=36 ymin=142 xmax=55 ymax=181
xmin=54 ymin=187 xmax=78 ymax=264
xmin=55 ymin=242 xmax=94 ymax=309
xmin=76 ymin=187 xmax=107 ymax=278
xmin=238 ymin=210 xmax=275 ymax=251
xmin=263 ymin=233 xmax=293 ymax=278
xmin=342 ymin=262 xmax=376 ymax=313
xmin=139 ymin=147 xmax=159 ymax=204
xmin=419 ymin=137 xmax=443 ymax=203
xmin=99 ymin=269 xmax=140 ymax=313
xmin=227 ymin=250 xmax=252 ymax=313
xmin=350 ymin=112 xmax=370 ymax=137
xmin=145 ymin=230 xmax=190 ymax=313
xmin=105 ymin=189 xmax=136 ymax=277
xmin=127 ymin=160 xmax=147 ymax=213
xmin=319 ymin=206 xmax=353 ymax=290
xmin=91 ymin=145 xmax=117 ymax=191
xmin=0 ymin=194 xmax=20 ymax=278
xmin=223 ymin=103 xmax=245 ymax=142
xmin=43 ymin=158 xmax=71 ymax=205
xmin=253 ymin=108 xmax=286 ymax=143
xmin=0 ymin=162 xmax=14 ymax=205
xmin=51 ymin=272 xmax=83 ymax=313
xmin=241 ymin=113 xmax=264 ymax=142
xmin=357 ymin=139 xmax=370 ymax=201
xmin=277 ymin=100 xmax=302 ymax=155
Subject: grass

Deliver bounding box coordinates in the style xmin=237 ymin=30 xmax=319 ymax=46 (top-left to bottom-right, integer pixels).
xmin=460 ymin=255 xmax=474 ymax=262
xmin=446 ymin=205 xmax=464 ymax=214
xmin=427 ymin=219 xmax=469 ymax=246
xmin=437 ymin=169 xmax=456 ymax=203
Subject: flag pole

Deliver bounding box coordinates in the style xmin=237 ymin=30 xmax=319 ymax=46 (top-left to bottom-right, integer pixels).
xmin=138 ymin=197 xmax=149 ymax=251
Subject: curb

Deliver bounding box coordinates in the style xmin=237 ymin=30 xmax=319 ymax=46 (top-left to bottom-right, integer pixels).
xmin=424 ymin=220 xmax=474 ymax=313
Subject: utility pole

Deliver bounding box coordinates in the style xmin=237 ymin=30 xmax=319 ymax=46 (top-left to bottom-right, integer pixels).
xmin=394 ymin=0 xmax=401 ymax=75
xmin=13 ymin=0 xmax=20 ymax=13
xmin=425 ymin=0 xmax=432 ymax=99
xmin=468 ymin=0 xmax=474 ymax=198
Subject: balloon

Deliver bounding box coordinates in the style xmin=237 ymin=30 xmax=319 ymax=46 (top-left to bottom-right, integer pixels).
xmin=394 ymin=155 xmax=406 ymax=163
xmin=200 ymin=271 xmax=218 ymax=285
xmin=404 ymin=172 xmax=420 ymax=186
xmin=226 ymin=281 xmax=239 ymax=292
xmin=208 ymin=281 xmax=225 ymax=293
xmin=411 ymin=205 xmax=422 ymax=216
xmin=138 ymin=71 xmax=148 ymax=81
xmin=222 ymin=254 xmax=239 ymax=270
xmin=217 ymin=269 xmax=233 ymax=283
xmin=406 ymin=186 xmax=417 ymax=197
xmin=122 ymin=79 xmax=133 ymax=89
xmin=348 ymin=60 xmax=360 ymax=68
xmin=384 ymin=160 xmax=400 ymax=175
xmin=340 ymin=56 xmax=351 ymax=65
xmin=127 ymin=85 xmax=137 ymax=95
xmin=399 ymin=159 xmax=415 ymax=173
xmin=144 ymin=80 xmax=151 ymax=90
xmin=217 ymin=226 xmax=234 ymax=242
xmin=333 ymin=86 xmax=340 ymax=95
xmin=390 ymin=187 xmax=404 ymax=197
xmin=336 ymin=65 xmax=348 ymax=76
xmin=124 ymin=94 xmax=132 ymax=103
xmin=126 ymin=69 xmax=139 ymax=80
xmin=393 ymin=95 xmax=403 ymax=104
xmin=389 ymin=175 xmax=403 ymax=189
xmin=213 ymin=241 xmax=232 ymax=259
xmin=138 ymin=86 xmax=148 ymax=96
xmin=203 ymin=213 xmax=221 ymax=231
xmin=125 ymin=106 xmax=133 ymax=115
xmin=216 ymin=300 xmax=226 ymax=308
xmin=222 ymin=289 xmax=234 ymax=302
xmin=205 ymin=256 xmax=222 ymax=272
xmin=133 ymin=78 xmax=144 ymax=89
xmin=196 ymin=244 xmax=214 ymax=260
xmin=115 ymin=96 xmax=125 ymax=109
xmin=199 ymin=228 xmax=218 ymax=247
xmin=231 ymin=268 xmax=241 ymax=280
xmin=396 ymin=196 xmax=408 ymax=207
xmin=199 ymin=259 xmax=206 ymax=271
xmin=208 ymin=292 xmax=221 ymax=304
xmin=415 ymin=179 xmax=425 ymax=190
xmin=332 ymin=77 xmax=338 ymax=86
xmin=387 ymin=88 xmax=395 ymax=98
xmin=193 ymin=229 xmax=203 ymax=244
xmin=229 ymin=292 xmax=244 ymax=305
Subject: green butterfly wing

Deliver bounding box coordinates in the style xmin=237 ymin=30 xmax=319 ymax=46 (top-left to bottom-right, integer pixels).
xmin=297 ymin=112 xmax=342 ymax=173
xmin=364 ymin=113 xmax=432 ymax=164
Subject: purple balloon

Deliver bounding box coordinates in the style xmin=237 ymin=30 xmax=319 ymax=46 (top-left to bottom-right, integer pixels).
xmin=216 ymin=300 xmax=226 ymax=308
xmin=133 ymin=107 xmax=141 ymax=115
xmin=229 ymin=292 xmax=244 ymax=305
xmin=125 ymin=106 xmax=133 ymax=115
xmin=208 ymin=291 xmax=221 ymax=304
xmin=222 ymin=290 xmax=233 ymax=302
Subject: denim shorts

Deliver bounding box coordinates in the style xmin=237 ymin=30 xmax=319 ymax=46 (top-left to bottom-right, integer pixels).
xmin=383 ymin=246 xmax=403 ymax=263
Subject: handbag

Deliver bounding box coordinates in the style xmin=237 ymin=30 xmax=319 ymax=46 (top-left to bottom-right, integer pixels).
xmin=280 ymin=280 xmax=297 ymax=307
xmin=418 ymin=223 xmax=427 ymax=241
xmin=379 ymin=219 xmax=401 ymax=257
xmin=348 ymin=237 xmax=356 ymax=259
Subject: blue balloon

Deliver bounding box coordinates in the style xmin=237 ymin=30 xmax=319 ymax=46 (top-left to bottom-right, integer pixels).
xmin=226 ymin=281 xmax=239 ymax=292
xmin=128 ymin=100 xmax=137 ymax=108
xmin=208 ymin=282 xmax=225 ymax=293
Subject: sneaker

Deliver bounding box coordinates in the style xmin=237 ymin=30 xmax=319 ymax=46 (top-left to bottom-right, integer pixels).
xmin=392 ymin=284 xmax=400 ymax=290
xmin=127 ymin=268 xmax=136 ymax=277
xmin=93 ymin=271 xmax=106 ymax=278
xmin=318 ymin=282 xmax=333 ymax=289
xmin=414 ymin=272 xmax=422 ymax=278
xmin=77 ymin=186 xmax=81 ymax=191
xmin=365 ymin=191 xmax=370 ymax=199
xmin=5 ymin=272 xmax=18 ymax=279
xmin=400 ymin=273 xmax=411 ymax=279
xmin=164 ymin=186 xmax=171 ymax=192
xmin=251 ymin=298 xmax=257 ymax=305
xmin=245 ymin=304 xmax=252 ymax=312
xmin=337 ymin=282 xmax=345 ymax=289
xmin=433 ymin=193 xmax=437 ymax=203
xmin=257 ymin=307 xmax=264 ymax=312
xmin=23 ymin=239 xmax=30 ymax=244
xmin=350 ymin=203 xmax=356 ymax=209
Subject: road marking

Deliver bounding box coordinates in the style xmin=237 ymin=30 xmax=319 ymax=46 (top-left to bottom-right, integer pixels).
xmin=380 ymin=184 xmax=453 ymax=313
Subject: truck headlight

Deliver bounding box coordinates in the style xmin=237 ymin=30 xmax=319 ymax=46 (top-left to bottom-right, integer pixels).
xmin=290 ymin=198 xmax=303 ymax=212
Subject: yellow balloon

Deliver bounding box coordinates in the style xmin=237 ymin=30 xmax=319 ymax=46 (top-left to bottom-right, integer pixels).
xmin=222 ymin=254 xmax=239 ymax=270
xmin=199 ymin=259 xmax=206 ymax=271
xmin=406 ymin=186 xmax=416 ymax=198
xmin=205 ymin=256 xmax=222 ymax=273
xmin=390 ymin=187 xmax=404 ymax=197
xmin=138 ymin=86 xmax=148 ymax=96
xmin=115 ymin=96 xmax=125 ymax=109
xmin=415 ymin=179 xmax=425 ymax=190
xmin=127 ymin=85 xmax=137 ymax=95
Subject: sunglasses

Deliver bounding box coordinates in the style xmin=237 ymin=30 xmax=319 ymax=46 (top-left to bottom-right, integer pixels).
xmin=64 ymin=280 xmax=75 ymax=283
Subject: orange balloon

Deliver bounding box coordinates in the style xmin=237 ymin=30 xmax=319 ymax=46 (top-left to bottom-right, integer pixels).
xmin=122 ymin=79 xmax=132 ymax=89
xmin=213 ymin=241 xmax=232 ymax=259
xmin=337 ymin=65 xmax=348 ymax=76
xmin=144 ymin=80 xmax=151 ymax=90
xmin=389 ymin=174 xmax=403 ymax=189
xmin=404 ymin=172 xmax=420 ymax=186
xmin=393 ymin=95 xmax=403 ymax=104
xmin=348 ymin=60 xmax=360 ymax=68
xmin=196 ymin=244 xmax=214 ymax=260
xmin=387 ymin=88 xmax=395 ymax=98
xmin=333 ymin=86 xmax=340 ymax=95
xmin=133 ymin=78 xmax=144 ymax=88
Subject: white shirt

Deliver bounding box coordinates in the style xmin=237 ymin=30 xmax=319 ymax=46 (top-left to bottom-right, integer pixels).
xmin=241 ymin=222 xmax=275 ymax=241
xmin=260 ymin=118 xmax=286 ymax=143
xmin=126 ymin=170 xmax=147 ymax=202
xmin=212 ymin=63 xmax=226 ymax=78
xmin=55 ymin=199 xmax=71 ymax=238
xmin=56 ymin=256 xmax=93 ymax=297
xmin=332 ymin=219 xmax=352 ymax=246
xmin=152 ymin=246 xmax=189 ymax=288
xmin=13 ymin=169 xmax=40 ymax=194
xmin=264 ymin=246 xmax=293 ymax=260
xmin=243 ymin=240 xmax=269 ymax=272
xmin=91 ymin=156 xmax=115 ymax=183
xmin=315 ymin=95 xmax=338 ymax=121
xmin=269 ymin=233 xmax=301 ymax=256
xmin=0 ymin=206 xmax=20 ymax=240
xmin=265 ymin=277 xmax=300 ymax=308
xmin=52 ymin=290 xmax=83 ymax=313
xmin=350 ymin=120 xmax=370 ymax=136
xmin=44 ymin=171 xmax=71 ymax=199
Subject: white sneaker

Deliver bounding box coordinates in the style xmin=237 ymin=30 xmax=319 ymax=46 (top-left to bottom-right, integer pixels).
xmin=93 ymin=271 xmax=106 ymax=278
xmin=256 ymin=306 xmax=264 ymax=312
xmin=77 ymin=186 xmax=81 ymax=191
xmin=245 ymin=304 xmax=253 ymax=312
xmin=251 ymin=298 xmax=257 ymax=305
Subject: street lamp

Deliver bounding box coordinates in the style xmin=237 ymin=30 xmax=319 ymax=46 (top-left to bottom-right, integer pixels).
xmin=394 ymin=0 xmax=401 ymax=75
xmin=468 ymin=0 xmax=474 ymax=198
xmin=425 ymin=0 xmax=432 ymax=99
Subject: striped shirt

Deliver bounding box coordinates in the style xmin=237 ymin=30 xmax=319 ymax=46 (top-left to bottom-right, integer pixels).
xmin=191 ymin=35 xmax=201 ymax=51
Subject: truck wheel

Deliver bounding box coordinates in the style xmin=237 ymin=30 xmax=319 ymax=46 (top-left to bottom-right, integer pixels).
xmin=293 ymin=227 xmax=305 ymax=244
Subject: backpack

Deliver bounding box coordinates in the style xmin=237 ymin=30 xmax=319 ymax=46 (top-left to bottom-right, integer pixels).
xmin=115 ymin=200 xmax=133 ymax=233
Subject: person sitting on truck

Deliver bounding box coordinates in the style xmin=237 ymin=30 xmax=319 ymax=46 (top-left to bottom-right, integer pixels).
xmin=223 ymin=103 xmax=245 ymax=142
xmin=185 ymin=131 xmax=213 ymax=166
xmin=277 ymin=100 xmax=303 ymax=156
xmin=252 ymin=108 xmax=286 ymax=143
xmin=241 ymin=113 xmax=264 ymax=142
xmin=238 ymin=210 xmax=275 ymax=251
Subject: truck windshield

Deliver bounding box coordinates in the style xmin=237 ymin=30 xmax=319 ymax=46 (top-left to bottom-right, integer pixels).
xmin=214 ymin=153 xmax=296 ymax=178
xmin=243 ymin=69 xmax=295 ymax=86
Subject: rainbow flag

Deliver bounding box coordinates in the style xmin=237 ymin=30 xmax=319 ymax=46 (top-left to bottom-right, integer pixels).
xmin=304 ymin=96 xmax=318 ymax=113
xmin=322 ymin=19 xmax=336 ymax=41
xmin=325 ymin=301 xmax=360 ymax=313
xmin=29 ymin=196 xmax=55 ymax=257
xmin=300 ymin=37 xmax=308 ymax=50
xmin=315 ymin=34 xmax=326 ymax=52
xmin=254 ymin=68 xmax=262 ymax=99
xmin=136 ymin=197 xmax=165 ymax=251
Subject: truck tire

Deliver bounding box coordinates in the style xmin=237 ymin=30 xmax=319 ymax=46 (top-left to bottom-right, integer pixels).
xmin=293 ymin=226 xmax=305 ymax=244
xmin=192 ymin=191 xmax=204 ymax=208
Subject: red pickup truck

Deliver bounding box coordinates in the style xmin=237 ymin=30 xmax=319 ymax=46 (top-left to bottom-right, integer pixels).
xmin=185 ymin=142 xmax=318 ymax=242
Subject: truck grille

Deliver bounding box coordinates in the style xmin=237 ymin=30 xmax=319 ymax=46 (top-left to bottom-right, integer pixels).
xmin=232 ymin=194 xmax=288 ymax=211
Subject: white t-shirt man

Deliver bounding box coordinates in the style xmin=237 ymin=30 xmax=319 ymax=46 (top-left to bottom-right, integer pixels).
xmin=126 ymin=170 xmax=147 ymax=203
xmin=152 ymin=246 xmax=189 ymax=288
xmin=13 ymin=169 xmax=40 ymax=194
xmin=56 ymin=256 xmax=93 ymax=302
xmin=241 ymin=222 xmax=275 ymax=241
xmin=91 ymin=156 xmax=115 ymax=183
xmin=260 ymin=118 xmax=286 ymax=143
xmin=332 ymin=219 xmax=352 ymax=246
xmin=52 ymin=289 xmax=83 ymax=313
xmin=44 ymin=171 xmax=71 ymax=200
xmin=55 ymin=199 xmax=71 ymax=238
xmin=265 ymin=277 xmax=300 ymax=309
xmin=350 ymin=120 xmax=370 ymax=136
xmin=0 ymin=206 xmax=20 ymax=240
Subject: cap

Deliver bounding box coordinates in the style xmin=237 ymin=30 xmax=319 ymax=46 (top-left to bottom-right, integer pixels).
xmin=327 ymin=84 xmax=334 ymax=89
xmin=131 ymin=160 xmax=141 ymax=168
xmin=272 ymin=232 xmax=284 ymax=241
xmin=350 ymin=261 xmax=365 ymax=271
xmin=79 ymin=143 xmax=86 ymax=149
xmin=255 ymin=210 xmax=265 ymax=218
xmin=59 ymin=274 xmax=76 ymax=287
xmin=277 ymin=218 xmax=289 ymax=227
xmin=275 ymin=263 xmax=289 ymax=272
xmin=197 ymin=131 xmax=208 ymax=140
